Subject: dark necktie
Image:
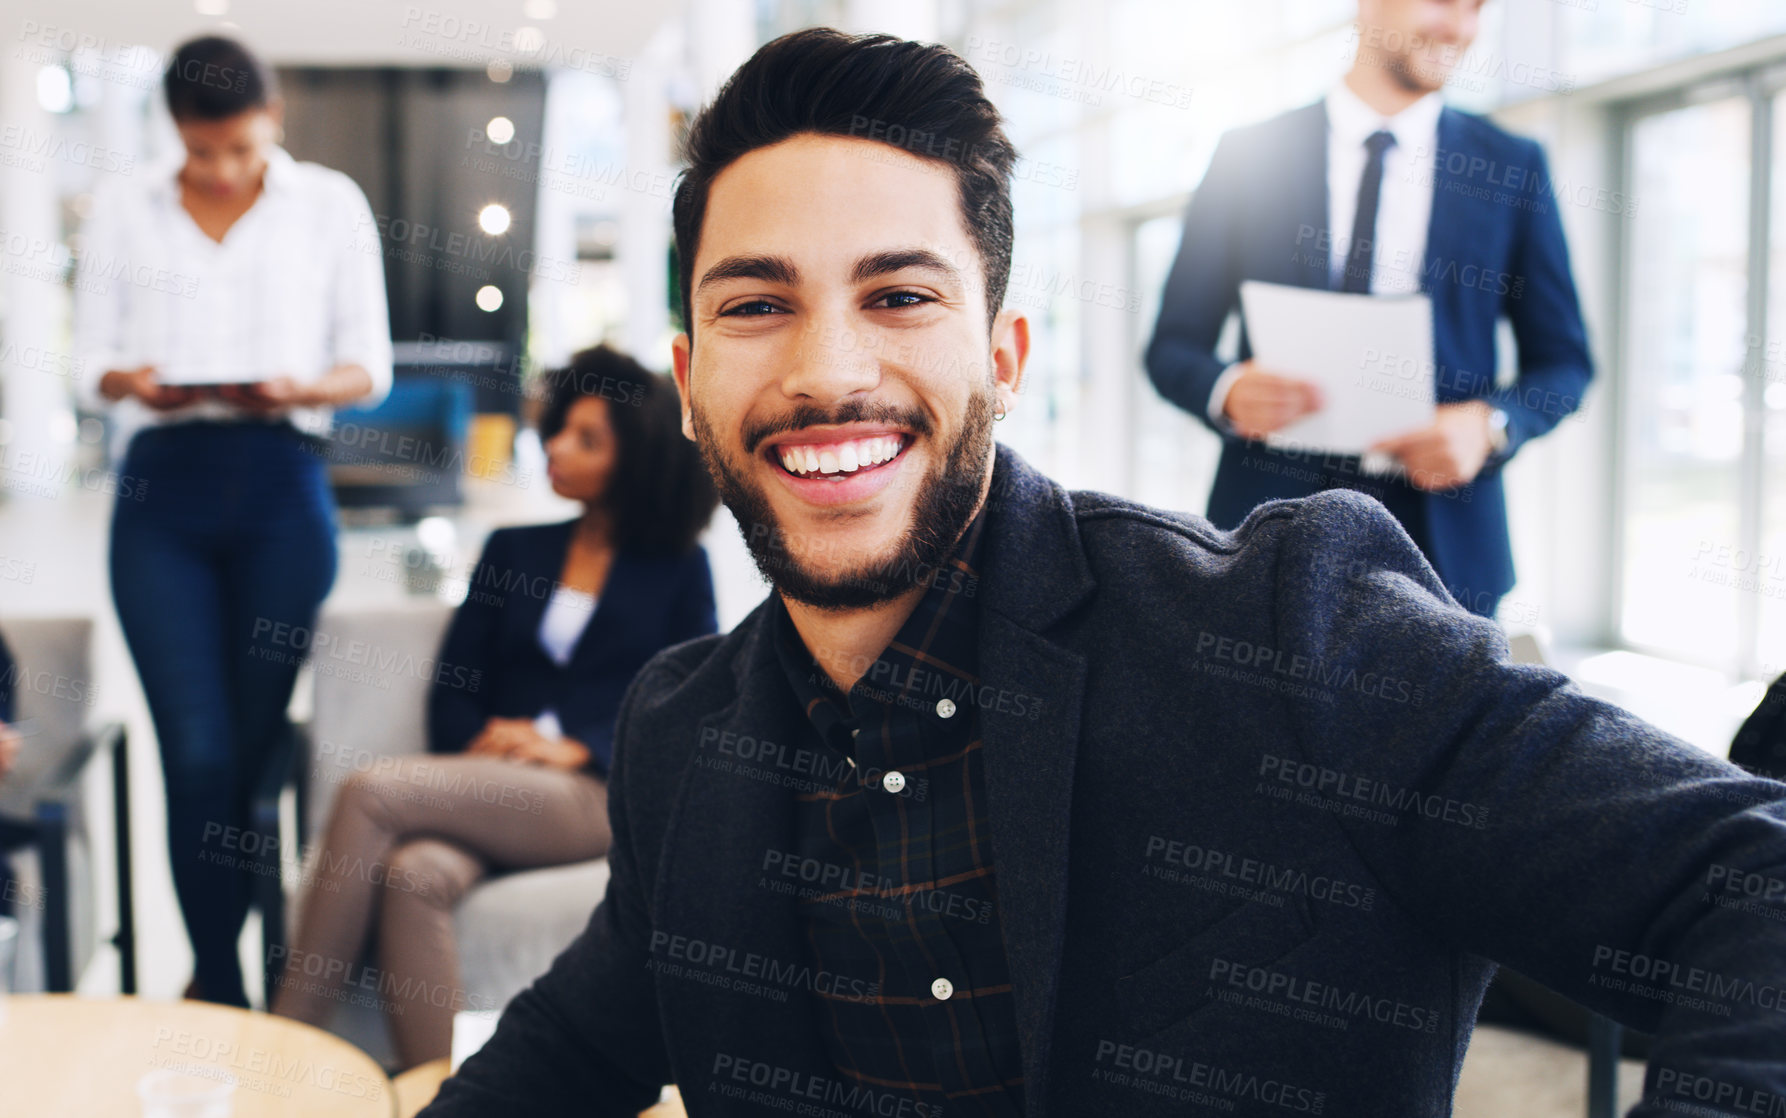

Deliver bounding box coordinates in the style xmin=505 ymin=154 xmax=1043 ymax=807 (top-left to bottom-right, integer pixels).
xmin=1341 ymin=129 xmax=1396 ymax=294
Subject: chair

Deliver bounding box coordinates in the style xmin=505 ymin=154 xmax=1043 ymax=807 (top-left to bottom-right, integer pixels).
xmin=250 ymin=717 xmax=311 ymax=1004
xmin=0 ymin=615 xmax=134 ymax=993
xmin=253 ymin=602 xmax=611 ymax=1064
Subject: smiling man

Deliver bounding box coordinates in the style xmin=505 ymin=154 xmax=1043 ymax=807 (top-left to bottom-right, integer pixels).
xmin=421 ymin=28 xmax=1786 ymax=1118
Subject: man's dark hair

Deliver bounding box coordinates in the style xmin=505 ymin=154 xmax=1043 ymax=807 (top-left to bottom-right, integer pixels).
xmin=538 ymin=346 xmax=719 ymax=556
xmin=163 ymin=35 xmax=276 ymax=122
xmin=671 ymin=27 xmax=1017 ymax=346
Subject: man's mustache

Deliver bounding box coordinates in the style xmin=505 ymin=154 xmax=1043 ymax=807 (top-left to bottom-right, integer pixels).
xmin=742 ymin=400 xmax=934 ymax=454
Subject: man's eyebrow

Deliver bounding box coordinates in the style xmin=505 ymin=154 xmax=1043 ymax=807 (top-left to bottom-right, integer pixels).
xmin=695 ymin=253 xmax=801 ymax=296
xmin=695 ymin=248 xmax=965 ymax=300
xmin=851 ymin=248 xmax=964 ymax=287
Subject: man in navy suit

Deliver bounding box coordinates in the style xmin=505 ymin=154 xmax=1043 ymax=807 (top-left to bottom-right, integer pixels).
xmin=1145 ymin=0 xmax=1593 ymax=618
xmin=423 ymin=27 xmax=1785 ymax=1118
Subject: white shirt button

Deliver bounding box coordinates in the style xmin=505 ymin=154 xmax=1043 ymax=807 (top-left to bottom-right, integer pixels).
xmin=882 ymin=770 xmax=906 ymax=794
xmin=935 ymin=699 xmax=957 ymax=719
xmin=931 ymin=977 xmax=954 ymax=1000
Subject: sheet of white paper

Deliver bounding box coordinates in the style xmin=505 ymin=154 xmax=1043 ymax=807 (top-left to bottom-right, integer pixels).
xmin=1238 ymin=280 xmax=1436 ymax=456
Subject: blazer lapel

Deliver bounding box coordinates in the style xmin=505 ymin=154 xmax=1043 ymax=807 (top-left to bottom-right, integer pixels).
xmin=978 ymin=618 xmax=1087 ymax=1118
xmin=976 ymin=445 xmax=1097 ymax=1118
xmin=564 ymin=550 xmax=636 ymax=672
xmin=651 ymin=615 xmax=835 ymax=1078
xmin=1291 ymin=99 xmax=1332 ymax=288
xmin=1422 ymin=107 xmax=1473 ymax=404
xmin=1422 ymin=107 xmax=1468 ymax=298
xmin=498 ymin=519 xmax=574 ymax=651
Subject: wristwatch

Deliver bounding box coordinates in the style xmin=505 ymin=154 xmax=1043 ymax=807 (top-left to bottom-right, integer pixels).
xmin=1486 ymin=407 xmax=1510 ymax=456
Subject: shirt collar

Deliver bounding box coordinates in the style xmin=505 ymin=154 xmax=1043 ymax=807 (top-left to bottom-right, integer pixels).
xmin=773 ymin=503 xmax=990 ymax=754
xmin=149 ymin=142 xmax=297 ymax=203
xmin=1325 ymin=80 xmax=1443 ymax=155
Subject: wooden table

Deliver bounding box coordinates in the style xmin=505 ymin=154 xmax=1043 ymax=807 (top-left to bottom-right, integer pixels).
xmin=393 ymin=1058 xmax=686 ymax=1117
xmin=0 ymin=994 xmax=393 ymax=1116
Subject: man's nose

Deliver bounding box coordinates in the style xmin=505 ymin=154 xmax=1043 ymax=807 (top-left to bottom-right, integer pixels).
xmin=778 ymin=309 xmax=882 ymax=401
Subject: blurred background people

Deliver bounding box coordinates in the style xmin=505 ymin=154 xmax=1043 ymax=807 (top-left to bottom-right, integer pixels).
xmin=1144 ymin=0 xmax=1592 ymax=618
xmin=74 ymin=35 xmax=392 ymax=1006
xmin=271 ymin=347 xmax=718 ymax=1069
xmin=0 ymin=629 xmax=16 ymax=777
xmin=0 ymin=629 xmax=21 ymax=921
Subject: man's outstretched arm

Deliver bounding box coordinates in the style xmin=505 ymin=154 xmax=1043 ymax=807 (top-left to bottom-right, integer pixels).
xmin=1270 ymin=489 xmax=1786 ymax=1115
xmin=419 ymin=665 xmax=679 ymax=1116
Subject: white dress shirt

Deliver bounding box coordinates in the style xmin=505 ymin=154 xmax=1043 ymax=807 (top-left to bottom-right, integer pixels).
xmin=1205 ymin=82 xmax=1443 ymax=426
xmin=74 ymin=143 xmax=393 ymax=456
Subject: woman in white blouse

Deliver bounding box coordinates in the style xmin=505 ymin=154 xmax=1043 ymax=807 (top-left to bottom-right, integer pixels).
xmin=74 ymin=35 xmax=391 ymax=1008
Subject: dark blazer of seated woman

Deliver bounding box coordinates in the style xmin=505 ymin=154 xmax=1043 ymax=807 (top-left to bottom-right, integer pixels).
xmin=426 ymin=522 xmax=717 ymax=775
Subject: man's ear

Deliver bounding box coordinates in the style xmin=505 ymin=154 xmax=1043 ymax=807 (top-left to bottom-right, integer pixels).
xmin=990 ymin=307 xmax=1030 ymax=418
xmin=671 ymin=331 xmax=696 ymax=440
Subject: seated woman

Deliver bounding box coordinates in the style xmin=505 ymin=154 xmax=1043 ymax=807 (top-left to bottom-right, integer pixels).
xmin=271 ymin=346 xmax=719 ymax=1068
xmin=0 ymin=628 xmax=24 ymax=917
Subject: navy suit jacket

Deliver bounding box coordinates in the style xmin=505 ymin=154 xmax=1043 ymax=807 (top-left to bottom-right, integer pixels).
xmin=426 ymin=520 xmax=718 ymax=775
xmin=423 ymin=445 xmax=1786 ymax=1118
xmin=1145 ymin=100 xmax=1594 ymax=607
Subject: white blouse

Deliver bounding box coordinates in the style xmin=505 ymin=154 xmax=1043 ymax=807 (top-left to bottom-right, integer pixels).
xmin=73 ymin=143 xmax=394 ymax=454
xmin=537 ymin=585 xmax=598 ymax=666
xmin=532 ymin=586 xmax=598 ymax=742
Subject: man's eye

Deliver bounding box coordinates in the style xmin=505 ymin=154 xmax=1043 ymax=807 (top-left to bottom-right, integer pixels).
xmin=876 ymin=291 xmax=932 ymax=309
xmin=719 ymin=300 xmax=786 ymax=318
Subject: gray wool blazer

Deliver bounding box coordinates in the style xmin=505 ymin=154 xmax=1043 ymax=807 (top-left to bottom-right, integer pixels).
xmin=424 ymin=443 xmax=1786 ymax=1118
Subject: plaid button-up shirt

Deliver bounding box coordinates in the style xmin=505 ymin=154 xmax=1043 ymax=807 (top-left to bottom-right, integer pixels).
xmin=770 ymin=506 xmax=1025 ymax=1117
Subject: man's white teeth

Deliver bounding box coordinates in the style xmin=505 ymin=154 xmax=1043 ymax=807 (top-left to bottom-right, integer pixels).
xmin=779 ymin=435 xmax=901 ymax=477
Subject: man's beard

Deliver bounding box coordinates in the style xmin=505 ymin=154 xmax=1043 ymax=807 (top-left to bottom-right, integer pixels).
xmin=692 ymin=385 xmax=996 ymax=612
xmin=1385 ymin=46 xmax=1449 ymax=93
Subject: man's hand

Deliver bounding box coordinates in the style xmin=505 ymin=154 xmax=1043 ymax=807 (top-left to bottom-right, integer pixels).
xmin=1221 ymin=361 xmax=1325 ymax=440
xmin=98 ymin=367 xmax=203 ymax=411
xmin=1370 ymin=400 xmax=1497 ymax=492
xmin=0 ymin=720 xmax=20 ymax=781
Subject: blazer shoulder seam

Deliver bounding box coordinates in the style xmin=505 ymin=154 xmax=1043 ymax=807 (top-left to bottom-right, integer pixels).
xmin=1446 ymin=106 xmax=1536 ymax=154
xmin=1072 ymin=500 xmax=1299 ymax=555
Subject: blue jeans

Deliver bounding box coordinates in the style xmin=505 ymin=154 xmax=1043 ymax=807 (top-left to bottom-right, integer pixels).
xmin=110 ymin=420 xmax=338 ymax=1005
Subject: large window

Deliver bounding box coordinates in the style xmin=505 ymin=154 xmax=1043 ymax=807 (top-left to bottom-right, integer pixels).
xmin=1618 ymin=77 xmax=1786 ymax=677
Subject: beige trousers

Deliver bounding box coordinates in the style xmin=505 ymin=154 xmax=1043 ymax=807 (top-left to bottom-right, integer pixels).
xmin=269 ymin=754 xmax=611 ymax=1068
